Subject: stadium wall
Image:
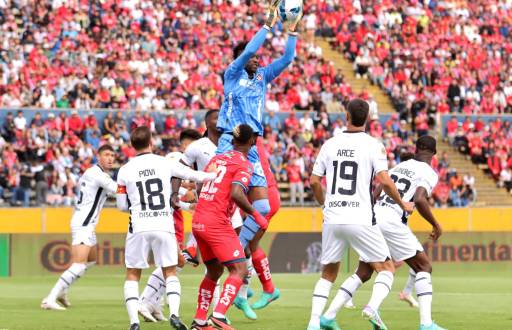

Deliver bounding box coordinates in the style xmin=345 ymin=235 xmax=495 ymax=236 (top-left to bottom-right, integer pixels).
xmin=1 ymin=207 xmax=512 ymax=276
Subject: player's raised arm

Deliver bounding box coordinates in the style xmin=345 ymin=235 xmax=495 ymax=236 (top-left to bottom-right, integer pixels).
xmin=263 ymin=3 xmax=303 ymax=82
xmin=226 ymin=1 xmax=282 ymax=77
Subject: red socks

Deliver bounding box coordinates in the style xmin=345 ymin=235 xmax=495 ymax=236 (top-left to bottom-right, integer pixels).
xmin=213 ymin=275 xmax=243 ymax=316
xmin=194 ymin=277 xmax=217 ymax=322
xmin=252 ymin=247 xmax=275 ymax=293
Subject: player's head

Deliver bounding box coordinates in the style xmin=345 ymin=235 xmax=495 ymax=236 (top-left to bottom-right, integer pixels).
xmin=346 ymin=99 xmax=370 ymax=128
xmin=416 ymin=135 xmax=437 ymax=156
xmin=179 ymin=129 xmax=202 ymax=152
xmin=234 ymin=41 xmax=259 ymax=74
xmin=97 ymin=144 xmax=115 ymax=170
xmin=204 ymin=109 xmax=220 ymax=136
xmin=233 ymin=124 xmax=255 ymax=154
xmin=130 ymin=125 xmax=153 ymax=152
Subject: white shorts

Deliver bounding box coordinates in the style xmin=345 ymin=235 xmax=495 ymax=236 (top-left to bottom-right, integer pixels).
xmin=378 ymin=217 xmax=424 ymax=261
xmin=125 ymin=231 xmax=178 ymax=269
xmin=231 ymin=208 xmax=243 ymax=229
xmin=321 ymin=223 xmax=391 ymax=264
xmin=71 ymin=227 xmax=97 ymax=246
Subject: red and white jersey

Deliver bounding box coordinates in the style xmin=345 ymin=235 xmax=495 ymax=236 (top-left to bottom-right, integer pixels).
xmin=71 ymin=165 xmax=117 ymax=229
xmin=193 ymin=151 xmax=253 ymax=227
xmin=117 ymin=153 xmax=216 ymax=233
xmin=312 ymin=132 xmax=388 ymax=226
xmin=375 ymin=159 xmax=438 ymax=224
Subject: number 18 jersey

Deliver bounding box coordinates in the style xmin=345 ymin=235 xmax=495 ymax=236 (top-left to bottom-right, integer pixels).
xmin=193 ymin=151 xmax=253 ymax=227
xmin=312 ymin=132 xmax=388 ymax=226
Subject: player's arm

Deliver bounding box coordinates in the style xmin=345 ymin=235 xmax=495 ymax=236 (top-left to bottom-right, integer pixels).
xmin=311 ymin=143 xmax=327 ymax=206
xmin=116 ymin=168 xmax=129 ymax=212
xmin=170 ymin=177 xmax=182 ymax=209
xmin=231 ymin=183 xmax=268 ymax=230
xmin=373 ymin=182 xmax=383 ymax=203
xmin=310 ymin=174 xmax=325 ymax=205
xmin=414 ymin=187 xmax=442 ymax=241
xmin=97 ymin=172 xmax=118 ymax=195
xmin=226 ymin=1 xmax=281 ymax=76
xmin=376 ymin=171 xmax=414 ymax=213
xmin=171 ymin=162 xmax=217 ymax=183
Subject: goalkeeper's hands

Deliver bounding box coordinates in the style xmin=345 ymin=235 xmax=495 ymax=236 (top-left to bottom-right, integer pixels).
xmin=288 ymin=2 xmax=304 ymax=33
xmin=265 ymin=0 xmax=283 ymax=28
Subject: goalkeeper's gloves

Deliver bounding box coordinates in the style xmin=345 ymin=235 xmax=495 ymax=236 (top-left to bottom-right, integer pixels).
xmin=265 ymin=0 xmax=283 ymax=28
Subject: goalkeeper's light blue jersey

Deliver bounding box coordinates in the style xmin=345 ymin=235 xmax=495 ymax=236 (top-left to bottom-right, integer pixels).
xmin=218 ymin=27 xmax=297 ymax=136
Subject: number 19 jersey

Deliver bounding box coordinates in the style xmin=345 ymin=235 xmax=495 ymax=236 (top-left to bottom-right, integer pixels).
xmin=375 ymin=159 xmax=438 ymax=223
xmin=193 ymin=151 xmax=253 ymax=227
xmin=312 ymin=132 xmax=388 ymax=226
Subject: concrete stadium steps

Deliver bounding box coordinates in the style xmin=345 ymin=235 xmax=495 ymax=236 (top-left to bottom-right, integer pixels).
xmin=436 ymin=140 xmax=512 ymax=206
xmin=316 ymin=39 xmax=395 ymax=113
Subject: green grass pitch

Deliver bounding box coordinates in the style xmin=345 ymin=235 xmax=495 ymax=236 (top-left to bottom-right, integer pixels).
xmin=0 ymin=263 xmax=510 ymax=329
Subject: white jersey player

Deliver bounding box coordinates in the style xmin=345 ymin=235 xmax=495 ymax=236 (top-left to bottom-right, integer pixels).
xmin=42 ymin=145 xmax=118 ymax=311
xmin=116 ymin=126 xmax=216 ymax=330
xmin=374 ymin=136 xmax=446 ymax=330
xmin=307 ymin=99 xmax=414 ymax=330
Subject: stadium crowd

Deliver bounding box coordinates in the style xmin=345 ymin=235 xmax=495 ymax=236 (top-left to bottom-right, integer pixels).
xmin=0 ymin=0 xmax=353 ymax=113
xmin=0 ymin=109 xmax=469 ymax=208
xmin=315 ymin=0 xmax=512 ymax=126
xmin=446 ymin=116 xmax=512 ymax=194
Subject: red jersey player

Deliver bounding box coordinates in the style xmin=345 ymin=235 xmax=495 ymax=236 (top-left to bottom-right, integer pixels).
xmin=191 ymin=124 xmax=267 ymax=330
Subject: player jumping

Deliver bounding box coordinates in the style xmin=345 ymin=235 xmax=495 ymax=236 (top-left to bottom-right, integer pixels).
xmin=190 ymin=124 xmax=268 ymax=330
xmin=216 ymin=0 xmax=303 ymax=314
xmin=307 ymin=99 xmax=415 ymax=330
xmin=373 ymin=135 xmax=447 ymax=330
xmin=41 ymin=144 xmax=117 ymax=311
xmin=116 ymin=126 xmax=216 ymax=330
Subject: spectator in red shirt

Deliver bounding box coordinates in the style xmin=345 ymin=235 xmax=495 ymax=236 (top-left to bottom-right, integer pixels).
xmin=284 ymin=111 xmax=300 ymax=132
xmin=67 ymin=111 xmax=83 ymax=135
xmin=286 ymin=158 xmax=304 ymax=205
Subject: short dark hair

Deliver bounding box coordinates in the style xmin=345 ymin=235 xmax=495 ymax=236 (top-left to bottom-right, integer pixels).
xmin=416 ymin=135 xmax=437 ymax=154
xmin=179 ymin=129 xmax=202 ymax=142
xmin=233 ymin=42 xmax=247 ymax=59
xmin=400 ymin=152 xmax=415 ymax=162
xmin=130 ymin=126 xmax=152 ymax=151
xmin=347 ymin=99 xmax=369 ymax=127
xmin=233 ymin=124 xmax=254 ymax=145
xmin=204 ymin=109 xmax=219 ymax=122
xmin=98 ymin=144 xmax=114 ymax=154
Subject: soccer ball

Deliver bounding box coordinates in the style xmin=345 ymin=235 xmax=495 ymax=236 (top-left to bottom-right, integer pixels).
xmin=278 ymin=0 xmax=303 ymax=22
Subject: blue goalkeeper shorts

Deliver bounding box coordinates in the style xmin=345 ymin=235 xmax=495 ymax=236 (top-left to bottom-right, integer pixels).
xmin=216 ymin=133 xmax=267 ymax=187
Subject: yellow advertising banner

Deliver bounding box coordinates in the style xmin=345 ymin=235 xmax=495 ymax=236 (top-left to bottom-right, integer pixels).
xmin=1 ymin=207 xmax=511 ymax=233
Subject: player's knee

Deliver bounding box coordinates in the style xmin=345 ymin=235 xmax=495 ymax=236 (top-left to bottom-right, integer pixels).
xmin=252 ymin=199 xmax=270 ymax=217
xmin=355 ymin=268 xmax=373 ymax=283
xmin=229 ymin=262 xmax=248 ymax=279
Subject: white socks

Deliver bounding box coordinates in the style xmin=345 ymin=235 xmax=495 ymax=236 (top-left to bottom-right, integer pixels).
xmin=166 ymin=275 xmax=181 ymax=317
xmin=415 ymin=271 xmax=433 ymax=326
xmin=403 ymin=269 xmax=416 ymax=295
xmin=124 ymin=280 xmax=139 ymax=325
xmin=141 ymin=268 xmax=166 ymax=306
xmin=238 ymin=257 xmax=253 ymax=299
xmin=367 ymin=271 xmax=394 ymax=311
xmin=323 ymin=274 xmax=362 ymax=320
xmin=308 ymin=278 xmax=333 ymax=327
xmin=48 ymin=263 xmax=87 ymax=301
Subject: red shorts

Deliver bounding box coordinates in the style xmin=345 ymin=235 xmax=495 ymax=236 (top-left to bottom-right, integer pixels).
xmin=266 ymin=184 xmax=281 ymax=221
xmin=192 ymin=222 xmax=245 ymax=265
xmin=173 ymin=210 xmax=184 ymax=249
